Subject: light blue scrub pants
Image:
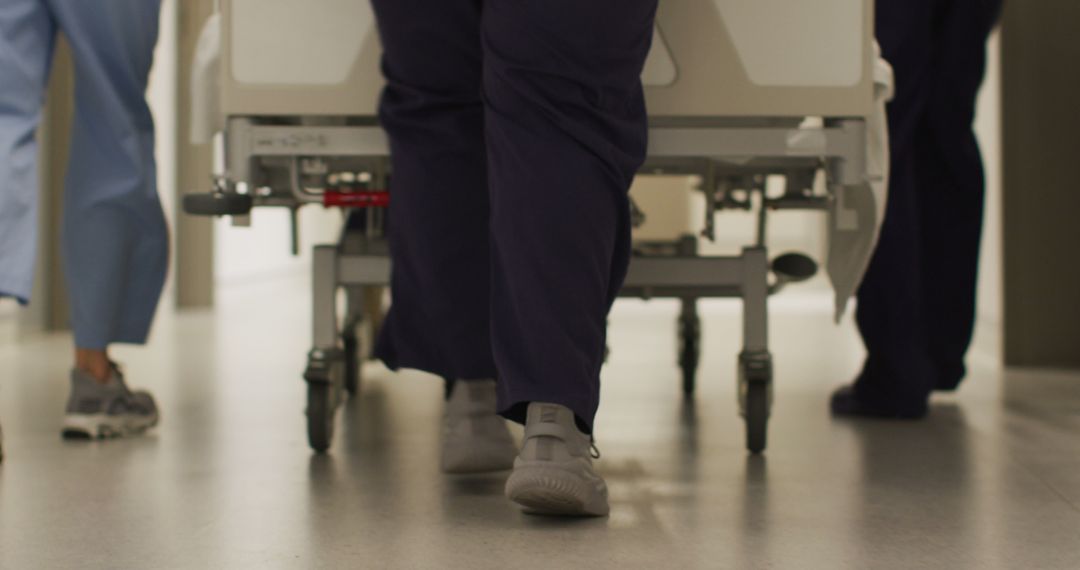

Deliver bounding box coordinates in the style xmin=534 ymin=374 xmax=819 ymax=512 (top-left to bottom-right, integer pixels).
xmin=0 ymin=0 xmax=167 ymax=349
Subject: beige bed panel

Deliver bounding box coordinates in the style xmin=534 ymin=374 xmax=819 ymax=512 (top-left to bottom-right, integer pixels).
xmin=220 ymin=0 xmax=874 ymax=119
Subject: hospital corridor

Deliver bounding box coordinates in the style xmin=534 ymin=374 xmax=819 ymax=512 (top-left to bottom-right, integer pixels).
xmin=2 ymin=272 xmax=1078 ymax=568
xmin=1 ymin=1 xmax=1079 ymax=568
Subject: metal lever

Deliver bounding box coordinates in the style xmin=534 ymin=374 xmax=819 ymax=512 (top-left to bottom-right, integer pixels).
xmin=769 ymin=252 xmax=819 ymax=294
xmin=290 ymin=207 xmax=300 ymax=256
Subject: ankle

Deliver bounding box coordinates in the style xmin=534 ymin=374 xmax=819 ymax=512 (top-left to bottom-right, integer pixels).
xmin=74 ymin=349 xmax=112 ymax=384
xmin=76 ymin=365 xmax=112 ymax=384
xmin=446 ymin=378 xmax=499 ymax=416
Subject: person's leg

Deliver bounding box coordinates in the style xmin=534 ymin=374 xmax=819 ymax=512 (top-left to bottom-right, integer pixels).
xmin=369 ymin=0 xmax=516 ymax=473
xmin=483 ymin=0 xmax=656 ymax=516
xmin=841 ymin=0 xmax=941 ymax=416
xmin=915 ymin=0 xmax=1003 ymax=391
xmin=0 ymin=0 xmax=55 ymax=304
xmin=48 ymin=0 xmax=166 ymax=371
xmin=370 ymin=0 xmax=496 ymax=382
xmin=482 ymin=0 xmax=657 ymax=433
xmin=47 ymin=0 xmax=163 ymax=438
xmin=0 ymin=0 xmax=54 ymax=463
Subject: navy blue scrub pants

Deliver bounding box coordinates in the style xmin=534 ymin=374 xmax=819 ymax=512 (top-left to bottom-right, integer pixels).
xmin=370 ymin=0 xmax=657 ymax=430
xmin=854 ymin=0 xmax=1003 ymax=413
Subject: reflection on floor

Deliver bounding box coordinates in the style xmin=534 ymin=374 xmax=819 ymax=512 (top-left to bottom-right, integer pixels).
xmin=1 ymin=276 xmax=1078 ymax=569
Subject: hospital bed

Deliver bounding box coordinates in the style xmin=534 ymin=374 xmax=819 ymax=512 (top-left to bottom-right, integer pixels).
xmin=184 ymin=0 xmax=892 ymax=454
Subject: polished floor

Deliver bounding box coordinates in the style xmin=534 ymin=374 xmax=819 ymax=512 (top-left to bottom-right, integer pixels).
xmin=1 ymin=276 xmax=1079 ymax=569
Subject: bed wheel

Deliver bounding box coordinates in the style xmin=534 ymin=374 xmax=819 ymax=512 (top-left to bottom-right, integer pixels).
xmin=681 ymin=362 xmax=697 ymax=397
xmin=343 ymin=332 xmax=361 ymax=396
xmin=739 ymin=352 xmax=772 ymax=454
xmin=362 ymin=287 xmax=386 ymax=359
xmin=744 ymin=382 xmax=769 ymax=454
xmin=304 ymin=351 xmax=340 ymax=453
xmin=678 ymin=313 xmax=701 ymax=397
xmin=306 ymin=382 xmax=335 ymax=453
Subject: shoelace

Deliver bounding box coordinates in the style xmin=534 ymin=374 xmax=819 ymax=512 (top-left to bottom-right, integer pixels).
xmin=589 ymin=437 xmax=602 ymax=460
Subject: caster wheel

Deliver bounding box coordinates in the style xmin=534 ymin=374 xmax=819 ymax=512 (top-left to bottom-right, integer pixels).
xmin=739 ymin=351 xmax=772 ymax=454
xmin=306 ymin=382 xmax=335 ymax=453
xmin=745 ymin=381 xmax=769 ymax=454
xmin=679 ymin=348 xmax=698 ymax=396
xmin=363 ymin=287 xmax=386 ymax=358
xmin=343 ymin=333 xmax=361 ymax=396
xmin=678 ymin=316 xmax=701 ymax=397
xmin=681 ymin=366 xmax=697 ymax=397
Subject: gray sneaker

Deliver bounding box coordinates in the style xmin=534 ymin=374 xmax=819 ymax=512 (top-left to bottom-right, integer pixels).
xmin=62 ymin=366 xmax=159 ymax=439
xmin=504 ymin=402 xmax=609 ymax=517
xmin=441 ymin=379 xmax=517 ymax=474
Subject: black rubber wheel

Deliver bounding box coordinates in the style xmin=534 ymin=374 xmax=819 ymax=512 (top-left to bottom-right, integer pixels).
xmin=362 ymin=287 xmax=386 ymax=359
xmin=681 ymin=366 xmax=697 ymax=397
xmin=678 ymin=317 xmax=701 ymax=397
xmin=679 ymin=344 xmax=699 ymax=396
xmin=182 ymin=192 xmax=253 ymax=217
xmin=745 ymin=382 xmax=769 ymax=454
xmin=771 ymin=252 xmax=819 ymax=283
xmin=343 ymin=334 xmax=360 ymax=396
xmin=306 ymin=382 xmax=335 ymax=453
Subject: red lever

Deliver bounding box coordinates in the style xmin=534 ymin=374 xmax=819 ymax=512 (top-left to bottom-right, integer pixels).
xmin=323 ymin=190 xmax=390 ymax=208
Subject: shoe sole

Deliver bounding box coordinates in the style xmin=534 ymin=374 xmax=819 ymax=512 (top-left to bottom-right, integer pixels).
xmin=505 ymin=466 xmax=609 ymax=517
xmin=61 ymin=413 xmax=159 ymax=440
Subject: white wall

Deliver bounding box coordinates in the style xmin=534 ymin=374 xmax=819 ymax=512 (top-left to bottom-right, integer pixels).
xmin=975 ymin=33 xmax=1003 ymax=328
xmin=0 ymin=299 xmax=15 ymax=344
xmin=147 ymin=0 xmax=179 ymax=311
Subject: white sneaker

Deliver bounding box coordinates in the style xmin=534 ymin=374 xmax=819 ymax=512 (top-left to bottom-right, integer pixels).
xmin=505 ymin=402 xmax=609 ymax=517
xmin=441 ymin=379 xmax=516 ymax=474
